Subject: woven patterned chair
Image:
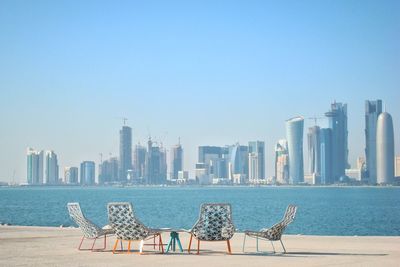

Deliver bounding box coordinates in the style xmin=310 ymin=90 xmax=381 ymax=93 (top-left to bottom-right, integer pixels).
xmin=242 ymin=204 xmax=297 ymax=253
xmin=188 ymin=203 xmax=235 ymax=254
xmin=67 ymin=202 xmax=114 ymax=251
xmin=107 ymin=202 xmax=164 ymax=254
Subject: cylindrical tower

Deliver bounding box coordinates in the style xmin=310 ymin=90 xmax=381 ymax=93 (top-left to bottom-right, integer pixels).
xmin=286 ymin=116 xmax=304 ymax=184
xmin=376 ymin=112 xmax=394 ymax=184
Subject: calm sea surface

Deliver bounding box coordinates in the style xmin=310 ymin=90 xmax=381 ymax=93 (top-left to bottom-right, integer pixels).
xmin=0 ymin=186 xmax=399 ymax=236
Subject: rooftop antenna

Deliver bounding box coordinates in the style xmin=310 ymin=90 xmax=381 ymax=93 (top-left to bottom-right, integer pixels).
xmin=99 ymin=153 xmax=103 ymax=164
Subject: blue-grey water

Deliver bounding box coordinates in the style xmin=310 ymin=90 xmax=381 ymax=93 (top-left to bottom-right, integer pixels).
xmin=0 ymin=186 xmax=399 ymax=236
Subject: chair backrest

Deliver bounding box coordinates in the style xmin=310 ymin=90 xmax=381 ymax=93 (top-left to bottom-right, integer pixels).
xmin=262 ymin=204 xmax=297 ymax=240
xmin=107 ymin=202 xmax=150 ymax=240
xmin=192 ymin=203 xmax=235 ymax=241
xmin=67 ymin=202 xmax=101 ymax=238
xmin=281 ymin=204 xmax=297 ymax=227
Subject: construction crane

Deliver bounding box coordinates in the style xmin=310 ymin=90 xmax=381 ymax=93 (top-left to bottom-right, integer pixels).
xmin=308 ymin=116 xmax=324 ymax=125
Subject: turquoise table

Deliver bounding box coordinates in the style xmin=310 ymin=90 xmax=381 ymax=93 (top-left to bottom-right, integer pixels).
xmin=165 ymin=231 xmax=183 ymax=253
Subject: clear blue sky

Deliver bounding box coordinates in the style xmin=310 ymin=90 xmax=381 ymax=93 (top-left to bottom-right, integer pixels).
xmin=0 ymin=0 xmax=399 ymax=182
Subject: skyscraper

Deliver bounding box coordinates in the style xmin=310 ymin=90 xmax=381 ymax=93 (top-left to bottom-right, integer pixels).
xmin=286 ymin=117 xmax=304 ymax=184
xmin=99 ymin=157 xmax=118 ymax=184
xmin=274 ymin=139 xmax=289 ymax=184
xmin=229 ymin=143 xmax=249 ymax=180
xmin=248 ymin=153 xmax=260 ymax=181
xmin=365 ymin=100 xmax=383 ymax=184
xmin=170 ymin=142 xmax=183 ymax=180
xmin=119 ymin=125 xmax=132 ymax=182
xmin=395 ymin=156 xmax=400 ymax=178
xmin=320 ymin=128 xmax=333 ymax=184
xmin=307 ymin=126 xmax=321 ymax=176
xmin=80 ymin=161 xmax=95 ymax=185
xmin=26 ymin=148 xmax=44 ymax=185
xmin=45 ymin=150 xmax=59 ymax=184
xmin=133 ymin=144 xmax=146 ymax=180
xmin=64 ymin=167 xmax=78 ymax=184
xmin=145 ymin=138 xmax=167 ymax=184
xmin=376 ymin=112 xmax=395 ymax=184
xmin=325 ymin=102 xmax=349 ymax=182
xmin=248 ymin=141 xmax=265 ymax=179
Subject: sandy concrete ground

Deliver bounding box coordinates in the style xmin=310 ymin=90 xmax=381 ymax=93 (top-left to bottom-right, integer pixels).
xmin=0 ymin=225 xmax=399 ymax=267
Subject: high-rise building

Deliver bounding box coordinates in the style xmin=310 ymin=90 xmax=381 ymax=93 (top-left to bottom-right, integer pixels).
xmin=80 ymin=161 xmax=95 ymax=185
xmin=307 ymin=126 xmax=321 ymax=176
xmin=320 ymin=128 xmax=333 ymax=184
xmin=395 ymin=156 xmax=400 ymax=178
xmin=64 ymin=167 xmax=78 ymax=184
xmin=198 ymin=146 xmax=229 ymax=180
xmin=325 ymin=102 xmax=349 ymax=182
xmin=119 ymin=125 xmax=132 ymax=182
xmin=145 ymin=138 xmax=167 ymax=184
xmin=99 ymin=157 xmax=118 ymax=184
xmin=133 ymin=144 xmax=146 ymax=180
xmin=198 ymin=146 xmax=222 ymax=164
xmin=45 ymin=150 xmax=59 ymax=184
xmin=376 ymin=112 xmax=395 ymax=184
xmin=286 ymin=117 xmax=304 ymax=184
xmin=228 ymin=144 xmax=249 ymax=180
xmin=170 ymin=142 xmax=183 ymax=180
xmin=365 ymin=100 xmax=383 ymax=184
xmin=248 ymin=141 xmax=265 ymax=179
xmin=248 ymin=153 xmax=260 ymax=181
xmin=275 ymin=139 xmax=289 ymax=184
xmin=26 ymin=148 xmax=44 ymax=185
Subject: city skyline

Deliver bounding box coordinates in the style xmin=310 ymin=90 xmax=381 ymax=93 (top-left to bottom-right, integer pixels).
xmin=1 ymin=1 xmax=400 ymax=182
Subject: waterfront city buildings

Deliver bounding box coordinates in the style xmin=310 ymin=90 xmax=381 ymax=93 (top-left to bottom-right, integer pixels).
xmin=365 ymin=100 xmax=383 ymax=184
xmin=64 ymin=167 xmax=78 ymax=184
xmin=325 ymin=102 xmax=349 ymax=182
xmin=45 ymin=151 xmax=59 ymax=185
xmin=119 ymin=125 xmax=132 ymax=182
xmin=170 ymin=141 xmax=183 ymax=180
xmin=26 ymin=148 xmax=44 ymax=185
xmin=80 ymin=161 xmax=95 ymax=185
xmin=275 ymin=139 xmax=289 ymax=184
xmin=376 ymin=112 xmax=395 ymax=184
xmin=286 ymin=117 xmax=304 ymax=184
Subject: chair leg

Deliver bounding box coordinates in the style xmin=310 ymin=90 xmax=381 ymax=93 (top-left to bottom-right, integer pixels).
xmin=159 ymin=234 xmax=164 ymax=254
xmin=242 ymin=234 xmax=246 ymax=252
xmin=197 ymin=240 xmax=200 ymax=255
xmin=176 ymin=236 xmax=183 ymax=252
xmin=78 ymin=237 xmax=85 ymax=250
xmin=188 ymin=234 xmax=193 ymax=253
xmin=227 ymin=240 xmax=232 ymax=254
xmin=256 ymin=236 xmax=259 ymax=252
xmin=127 ymin=241 xmax=131 ymax=254
xmin=271 ymin=241 xmax=276 ymax=253
xmin=112 ymin=239 xmax=119 ymax=254
xmin=139 ymin=240 xmax=144 ymax=254
xmin=91 ymin=238 xmax=97 ymax=251
xmin=280 ymin=239 xmax=286 ymax=253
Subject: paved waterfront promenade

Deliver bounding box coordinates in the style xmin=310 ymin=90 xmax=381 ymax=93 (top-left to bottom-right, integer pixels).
xmin=1 ymin=226 xmax=399 ymax=266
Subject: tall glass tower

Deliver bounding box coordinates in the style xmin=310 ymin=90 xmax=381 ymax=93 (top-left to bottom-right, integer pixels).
xmin=170 ymin=142 xmax=183 ymax=180
xmin=365 ymin=100 xmax=382 ymax=184
xmin=325 ymin=102 xmax=348 ymax=182
xmin=307 ymin=126 xmax=321 ymax=175
xmin=119 ymin=125 xmax=132 ymax=182
xmin=376 ymin=112 xmax=395 ymax=184
xmin=286 ymin=117 xmax=304 ymax=184
xmin=248 ymin=141 xmax=265 ymax=179
xmin=319 ymin=128 xmax=332 ymax=184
